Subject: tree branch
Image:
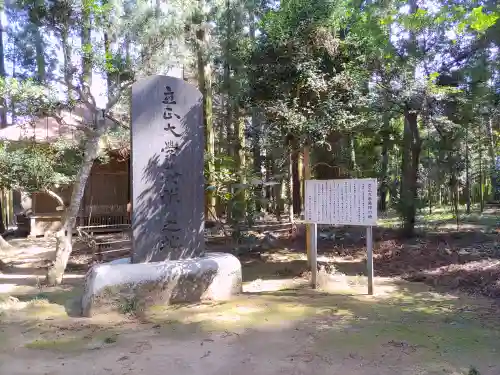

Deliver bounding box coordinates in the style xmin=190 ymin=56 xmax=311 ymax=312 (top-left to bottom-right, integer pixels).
xmin=105 ymin=113 xmax=129 ymax=129
xmin=44 ymin=189 xmax=65 ymax=209
xmin=106 ymin=82 xmax=133 ymax=111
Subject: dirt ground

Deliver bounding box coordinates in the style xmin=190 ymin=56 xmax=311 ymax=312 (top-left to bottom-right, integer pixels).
xmin=1 ymin=274 xmax=500 ymax=375
xmin=1 ymin=211 xmax=499 ymax=375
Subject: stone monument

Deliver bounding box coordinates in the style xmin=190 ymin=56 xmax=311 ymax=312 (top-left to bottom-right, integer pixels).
xmin=81 ymin=76 xmax=242 ymax=317
xmin=131 ymin=75 xmax=204 ymax=262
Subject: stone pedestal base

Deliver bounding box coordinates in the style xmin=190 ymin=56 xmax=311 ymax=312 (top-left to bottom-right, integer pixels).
xmin=81 ymin=253 xmax=242 ymax=317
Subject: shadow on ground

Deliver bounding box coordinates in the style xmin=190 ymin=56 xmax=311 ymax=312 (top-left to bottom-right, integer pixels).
xmin=1 ymin=275 xmax=499 ymax=374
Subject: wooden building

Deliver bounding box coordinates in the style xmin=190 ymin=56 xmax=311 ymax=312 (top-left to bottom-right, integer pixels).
xmin=0 ymin=105 xmax=130 ymax=237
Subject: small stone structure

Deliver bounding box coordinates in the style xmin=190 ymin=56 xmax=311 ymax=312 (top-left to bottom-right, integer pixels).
xmin=81 ymin=75 xmax=242 ymax=316
xmin=81 ymin=253 xmax=242 ymax=317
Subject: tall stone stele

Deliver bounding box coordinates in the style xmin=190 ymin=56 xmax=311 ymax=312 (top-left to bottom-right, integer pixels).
xmin=131 ymin=75 xmax=204 ymax=262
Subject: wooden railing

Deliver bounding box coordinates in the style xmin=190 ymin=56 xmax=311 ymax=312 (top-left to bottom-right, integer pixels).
xmin=76 ymin=224 xmax=131 ymax=262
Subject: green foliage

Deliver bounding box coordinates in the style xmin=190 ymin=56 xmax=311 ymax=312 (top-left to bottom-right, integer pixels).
xmin=0 ymin=141 xmax=83 ymax=192
xmin=458 ymin=6 xmax=499 ymax=34
xmin=2 ymin=0 xmax=499 ymax=240
xmin=0 ymin=77 xmax=59 ymax=118
xmin=250 ymin=0 xmax=368 ymax=148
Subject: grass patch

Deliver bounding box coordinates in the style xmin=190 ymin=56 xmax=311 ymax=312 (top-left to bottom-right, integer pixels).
xmin=378 ymin=206 xmax=498 ymax=231
xmin=118 ymin=296 xmax=141 ymax=315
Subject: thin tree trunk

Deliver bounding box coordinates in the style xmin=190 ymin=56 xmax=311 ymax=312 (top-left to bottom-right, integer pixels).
xmin=291 ymin=144 xmax=301 ymax=215
xmin=104 ymin=32 xmax=112 ymax=100
xmin=349 ymin=135 xmax=358 ymax=177
xmin=265 ymin=154 xmax=272 ymax=212
xmin=288 ymin=142 xmax=294 ymax=223
xmin=400 ymin=0 xmax=421 ymax=236
xmin=231 ymin=4 xmax=247 ymax=223
xmin=124 ymin=1 xmax=131 ymax=68
xmin=0 ymin=196 xmax=5 ymax=234
xmin=427 ymin=145 xmax=432 ymax=215
xmin=46 ymin=126 xmax=104 ymax=285
xmin=249 ymin=18 xmax=263 ymax=213
xmin=10 ymin=45 xmax=16 ymax=124
xmin=196 ymin=2 xmax=216 ymax=221
xmin=46 ymin=0 xmax=97 ymax=284
xmin=401 ymin=110 xmax=421 ymax=237
xmin=486 ymin=117 xmax=497 ymax=200
xmin=298 ymin=150 xmax=304 ymax=216
xmin=34 ymin=24 xmax=45 ymax=83
xmin=61 ymin=25 xmax=73 ymax=101
xmin=465 ymin=124 xmax=471 ymax=214
xmin=272 ymin=153 xmax=283 ymax=221
xmin=81 ymin=1 xmax=92 ymax=88
xmin=252 ymin=114 xmax=263 ymax=212
xmin=450 ymin=170 xmax=459 ymax=230
xmin=0 ymin=3 xmax=7 ymax=128
xmin=479 ymin=145 xmax=484 ymax=212
xmin=224 ymin=0 xmax=234 ymax=158
xmin=102 ymin=0 xmax=114 ymax=100
xmin=379 ymin=131 xmax=390 ymax=212
xmin=234 ymin=115 xmax=246 ymax=222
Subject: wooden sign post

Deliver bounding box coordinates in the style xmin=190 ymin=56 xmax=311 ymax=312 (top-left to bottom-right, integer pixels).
xmin=304 ymin=179 xmax=377 ymax=294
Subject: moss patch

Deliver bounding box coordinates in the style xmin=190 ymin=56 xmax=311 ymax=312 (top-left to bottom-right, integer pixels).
xmin=25 ymin=337 xmax=86 ymax=351
xmin=24 ymin=329 xmax=121 ymax=352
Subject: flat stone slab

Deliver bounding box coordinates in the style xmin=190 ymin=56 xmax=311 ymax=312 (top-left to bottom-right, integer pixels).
xmin=81 ymin=253 xmax=242 ymax=317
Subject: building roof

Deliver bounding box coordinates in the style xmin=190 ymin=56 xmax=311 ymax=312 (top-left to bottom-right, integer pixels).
xmin=0 ymin=105 xmax=115 ymax=143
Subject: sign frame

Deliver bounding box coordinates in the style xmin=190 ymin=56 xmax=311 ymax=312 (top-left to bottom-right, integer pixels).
xmin=305 ymin=178 xmax=377 ymax=295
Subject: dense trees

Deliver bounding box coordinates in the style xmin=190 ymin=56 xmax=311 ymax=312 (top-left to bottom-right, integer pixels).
xmin=0 ymin=0 xmax=498 ymax=280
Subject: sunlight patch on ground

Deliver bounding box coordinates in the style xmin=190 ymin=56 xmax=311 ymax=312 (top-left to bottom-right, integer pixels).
xmin=243 ymin=277 xmax=307 ymax=292
xmin=0 ymin=285 xmax=82 ymax=322
xmin=0 ymin=266 xmax=498 ymax=374
xmin=144 ymin=294 xmax=328 ymax=332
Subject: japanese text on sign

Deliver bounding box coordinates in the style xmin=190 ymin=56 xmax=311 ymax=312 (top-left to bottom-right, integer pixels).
xmin=158 ymin=85 xmax=183 ymax=251
xmin=305 ymin=179 xmax=378 ymax=226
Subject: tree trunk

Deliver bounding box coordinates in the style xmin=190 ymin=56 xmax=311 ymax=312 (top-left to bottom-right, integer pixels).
xmin=104 ymin=31 xmax=113 ymax=100
xmin=379 ymin=131 xmax=390 ymax=212
xmin=450 ymin=170 xmax=459 ymax=230
xmin=0 ymin=197 xmax=5 ymax=234
xmin=486 ymin=117 xmax=498 ymax=200
xmin=81 ymin=1 xmax=92 ymax=87
xmin=33 ymin=24 xmax=45 ymax=82
xmin=292 ymin=148 xmax=301 ymax=215
xmin=465 ymin=124 xmax=471 ymax=214
xmin=61 ymin=25 xmax=73 ymax=101
xmin=249 ymin=13 xmax=262 ymax=212
xmin=287 ymin=143 xmax=294 ymax=223
xmin=196 ymin=7 xmax=216 ymax=221
xmin=0 ymin=3 xmax=7 ymax=128
xmin=252 ymin=113 xmax=263 ymax=212
xmin=349 ymin=135 xmax=358 ymax=177
xmin=264 ymin=154 xmax=272 ymax=212
xmin=400 ymin=110 xmax=421 ymax=237
xmin=479 ymin=145 xmax=484 ymax=212
xmin=231 ymin=5 xmax=247 ymax=223
xmin=10 ymin=45 xmax=16 ymax=124
xmin=272 ymin=153 xmax=283 ymax=220
xmin=224 ymin=0 xmax=234 ymax=158
xmin=427 ymin=146 xmax=432 ymax=215
xmin=46 ymin=125 xmax=104 ymax=285
xmin=233 ymin=115 xmax=246 ymax=222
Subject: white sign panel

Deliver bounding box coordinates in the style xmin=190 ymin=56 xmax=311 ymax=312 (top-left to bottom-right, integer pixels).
xmin=305 ymin=179 xmax=377 ymax=226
